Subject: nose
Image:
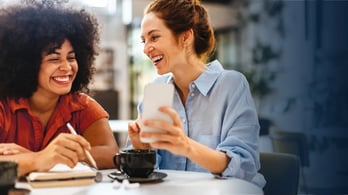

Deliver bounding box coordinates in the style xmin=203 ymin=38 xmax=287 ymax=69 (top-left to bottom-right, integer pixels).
xmin=59 ymin=60 xmax=72 ymax=71
xmin=143 ymin=43 xmax=154 ymax=55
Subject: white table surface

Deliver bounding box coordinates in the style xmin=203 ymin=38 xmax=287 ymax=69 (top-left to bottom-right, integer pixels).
xmin=16 ymin=169 xmax=263 ymax=195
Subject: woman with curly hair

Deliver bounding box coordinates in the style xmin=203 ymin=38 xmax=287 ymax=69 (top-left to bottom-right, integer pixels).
xmin=0 ymin=0 xmax=119 ymax=176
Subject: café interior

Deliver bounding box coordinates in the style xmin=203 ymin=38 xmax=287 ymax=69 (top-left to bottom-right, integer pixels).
xmin=2 ymin=0 xmax=347 ymax=194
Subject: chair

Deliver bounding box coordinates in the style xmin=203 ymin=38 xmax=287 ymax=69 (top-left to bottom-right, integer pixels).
xmin=269 ymin=128 xmax=309 ymax=193
xmin=259 ymin=152 xmax=300 ymax=195
xmin=269 ymin=129 xmax=309 ymax=167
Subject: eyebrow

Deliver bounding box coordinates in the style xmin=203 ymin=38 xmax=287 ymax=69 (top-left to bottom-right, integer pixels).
xmin=46 ymin=50 xmax=75 ymax=56
xmin=45 ymin=50 xmax=75 ymax=56
xmin=140 ymin=29 xmax=160 ymax=39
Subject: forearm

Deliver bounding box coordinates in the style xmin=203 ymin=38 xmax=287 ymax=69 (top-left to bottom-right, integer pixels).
xmin=90 ymin=145 xmax=118 ymax=169
xmin=82 ymin=118 xmax=119 ymax=169
xmin=186 ymin=139 xmax=230 ymax=174
xmin=0 ymin=153 xmax=38 ymax=176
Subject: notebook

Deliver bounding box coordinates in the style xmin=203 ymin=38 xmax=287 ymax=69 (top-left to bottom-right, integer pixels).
xmin=27 ymin=163 xmax=97 ymax=188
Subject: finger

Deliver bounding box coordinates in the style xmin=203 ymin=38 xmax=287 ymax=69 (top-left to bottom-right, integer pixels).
xmin=40 ymin=144 xmax=79 ymax=170
xmin=150 ymin=141 xmax=171 ymax=150
xmin=135 ymin=120 xmax=141 ymax=129
xmin=141 ymin=131 xmax=175 ymax=144
xmin=0 ymin=147 xmax=7 ymax=154
xmin=60 ymin=133 xmax=91 ymax=150
xmin=142 ymin=119 xmax=176 ymax=135
xmin=61 ymin=147 xmax=80 ymax=164
xmin=2 ymin=149 xmax=20 ymax=155
xmin=64 ymin=141 xmax=87 ymax=160
xmin=39 ymin=152 xmax=77 ymax=171
xmin=128 ymin=122 xmax=140 ymax=133
xmin=159 ymin=106 xmax=182 ymax=127
xmin=53 ymin=134 xmax=88 ymax=160
xmin=149 ymin=140 xmax=181 ymax=153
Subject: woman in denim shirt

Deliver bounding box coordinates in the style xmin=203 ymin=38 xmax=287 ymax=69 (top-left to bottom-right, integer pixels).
xmin=128 ymin=0 xmax=265 ymax=188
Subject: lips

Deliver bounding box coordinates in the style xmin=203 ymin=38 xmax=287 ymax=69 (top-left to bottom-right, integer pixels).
xmin=151 ymin=55 xmax=163 ymax=63
xmin=52 ymin=75 xmax=71 ymax=84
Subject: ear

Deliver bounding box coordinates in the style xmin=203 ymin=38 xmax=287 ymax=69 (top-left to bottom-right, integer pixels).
xmin=181 ymin=28 xmax=194 ymax=49
xmin=183 ymin=28 xmax=194 ymax=43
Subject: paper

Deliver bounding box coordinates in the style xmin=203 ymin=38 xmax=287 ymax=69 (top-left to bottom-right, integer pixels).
xmin=27 ymin=163 xmax=96 ymax=188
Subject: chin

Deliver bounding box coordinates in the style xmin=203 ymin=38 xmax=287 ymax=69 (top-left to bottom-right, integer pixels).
xmin=55 ymin=88 xmax=72 ymax=95
xmin=156 ymin=69 xmax=170 ymax=75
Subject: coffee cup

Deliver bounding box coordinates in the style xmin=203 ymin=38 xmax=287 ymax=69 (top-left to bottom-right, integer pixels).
xmin=113 ymin=149 xmax=156 ymax=178
xmin=0 ymin=161 xmax=18 ymax=193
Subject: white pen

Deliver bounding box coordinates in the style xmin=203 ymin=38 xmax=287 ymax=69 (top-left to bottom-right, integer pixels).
xmin=66 ymin=122 xmax=98 ymax=170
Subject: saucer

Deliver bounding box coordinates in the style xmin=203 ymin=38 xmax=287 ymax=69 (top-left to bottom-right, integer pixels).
xmin=108 ymin=171 xmax=167 ymax=183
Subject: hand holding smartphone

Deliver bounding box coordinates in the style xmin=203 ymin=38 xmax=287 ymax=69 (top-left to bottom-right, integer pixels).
xmin=140 ymin=83 xmax=174 ymax=143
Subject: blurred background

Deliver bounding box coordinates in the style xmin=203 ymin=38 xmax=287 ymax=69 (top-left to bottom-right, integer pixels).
xmin=1 ymin=0 xmax=347 ymax=194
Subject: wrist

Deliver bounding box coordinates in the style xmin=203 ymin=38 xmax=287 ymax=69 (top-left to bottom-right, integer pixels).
xmin=185 ymin=138 xmax=194 ymax=157
xmin=17 ymin=152 xmax=38 ymax=176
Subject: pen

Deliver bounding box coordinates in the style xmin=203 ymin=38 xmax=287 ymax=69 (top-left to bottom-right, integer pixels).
xmin=66 ymin=122 xmax=98 ymax=170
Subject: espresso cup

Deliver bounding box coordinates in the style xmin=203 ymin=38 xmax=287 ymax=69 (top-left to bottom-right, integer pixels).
xmin=113 ymin=149 xmax=156 ymax=178
xmin=0 ymin=161 xmax=18 ymax=193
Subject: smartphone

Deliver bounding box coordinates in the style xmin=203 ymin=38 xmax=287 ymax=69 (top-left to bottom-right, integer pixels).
xmin=140 ymin=83 xmax=174 ymax=143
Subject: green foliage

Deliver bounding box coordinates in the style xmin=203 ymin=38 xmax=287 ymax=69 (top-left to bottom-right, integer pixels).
xmin=237 ymin=0 xmax=284 ymax=99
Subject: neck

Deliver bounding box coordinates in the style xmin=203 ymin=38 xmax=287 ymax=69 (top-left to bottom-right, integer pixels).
xmin=29 ymin=93 xmax=59 ymax=114
xmin=173 ymin=60 xmax=206 ymax=103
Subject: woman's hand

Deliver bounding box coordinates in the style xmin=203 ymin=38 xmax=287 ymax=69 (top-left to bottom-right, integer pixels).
xmin=128 ymin=120 xmax=151 ymax=149
xmin=140 ymin=107 xmax=229 ymax=174
xmin=140 ymin=106 xmax=192 ymax=156
xmin=0 ymin=143 xmax=31 ymax=155
xmin=34 ymin=133 xmax=91 ymax=172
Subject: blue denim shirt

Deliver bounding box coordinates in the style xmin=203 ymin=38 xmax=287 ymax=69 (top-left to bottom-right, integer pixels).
xmin=129 ymin=60 xmax=265 ymax=188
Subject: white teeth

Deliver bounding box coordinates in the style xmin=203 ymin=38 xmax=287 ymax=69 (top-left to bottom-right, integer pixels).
xmin=152 ymin=55 xmax=163 ymax=62
xmin=53 ymin=76 xmax=69 ymax=82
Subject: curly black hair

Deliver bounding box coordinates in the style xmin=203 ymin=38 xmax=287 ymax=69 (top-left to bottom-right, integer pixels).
xmin=0 ymin=0 xmax=100 ymax=99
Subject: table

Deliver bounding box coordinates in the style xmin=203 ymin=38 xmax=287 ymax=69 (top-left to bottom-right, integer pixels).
xmin=16 ymin=169 xmax=263 ymax=195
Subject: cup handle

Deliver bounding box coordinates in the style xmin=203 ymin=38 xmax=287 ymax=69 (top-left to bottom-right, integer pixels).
xmin=113 ymin=153 xmax=121 ymax=171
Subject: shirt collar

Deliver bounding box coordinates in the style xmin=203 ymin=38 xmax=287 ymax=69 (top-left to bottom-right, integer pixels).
xmin=9 ymin=94 xmax=86 ymax=115
xmin=9 ymin=98 xmax=30 ymax=112
xmin=194 ymin=60 xmax=223 ymax=96
xmin=154 ymin=60 xmax=223 ymax=96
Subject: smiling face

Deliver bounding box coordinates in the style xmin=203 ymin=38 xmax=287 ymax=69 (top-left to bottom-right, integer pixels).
xmin=141 ymin=12 xmax=185 ymax=75
xmin=35 ymin=39 xmax=78 ymax=98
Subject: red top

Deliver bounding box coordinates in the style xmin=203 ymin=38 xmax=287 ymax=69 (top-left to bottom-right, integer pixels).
xmin=0 ymin=93 xmax=108 ymax=151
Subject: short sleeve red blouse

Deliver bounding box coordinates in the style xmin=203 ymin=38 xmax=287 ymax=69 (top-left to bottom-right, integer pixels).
xmin=0 ymin=93 xmax=108 ymax=151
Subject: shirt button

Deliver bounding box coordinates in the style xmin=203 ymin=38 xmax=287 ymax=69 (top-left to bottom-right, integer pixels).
xmin=191 ymin=84 xmax=195 ymax=88
xmin=182 ymin=119 xmax=186 ymax=123
xmin=191 ymin=93 xmax=195 ymax=97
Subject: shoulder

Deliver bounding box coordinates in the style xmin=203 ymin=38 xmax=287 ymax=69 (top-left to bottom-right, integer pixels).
xmin=220 ymin=69 xmax=248 ymax=85
xmin=208 ymin=60 xmax=248 ymax=83
xmin=72 ymin=92 xmax=94 ymax=103
xmin=219 ymin=70 xmax=250 ymax=97
xmin=206 ymin=61 xmax=251 ymax=98
xmin=59 ymin=93 xmax=103 ymax=111
xmin=61 ymin=93 xmax=108 ymax=119
xmin=60 ymin=93 xmax=108 ymax=133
